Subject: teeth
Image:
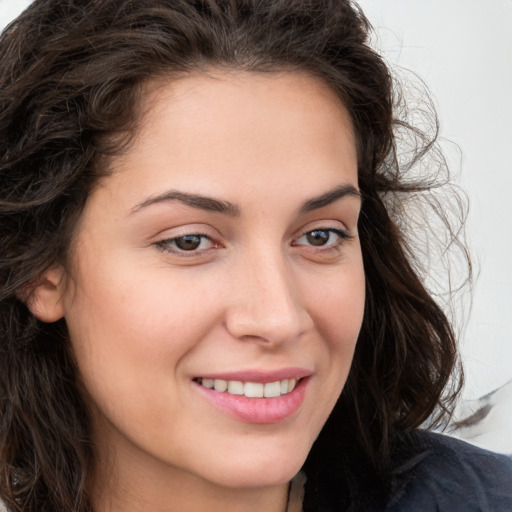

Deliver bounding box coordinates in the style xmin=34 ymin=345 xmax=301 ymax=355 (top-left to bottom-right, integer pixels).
xmin=202 ymin=379 xmax=214 ymax=389
xmin=227 ymin=381 xmax=244 ymax=395
xmin=214 ymin=379 xmax=228 ymax=392
xmin=199 ymin=378 xmax=300 ymax=397
xmin=244 ymin=382 xmax=264 ymax=398
xmin=264 ymin=381 xmax=281 ymax=398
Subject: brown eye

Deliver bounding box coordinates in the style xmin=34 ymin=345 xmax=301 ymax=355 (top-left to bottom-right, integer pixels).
xmin=293 ymin=228 xmax=351 ymax=251
xmin=174 ymin=235 xmax=203 ymax=251
xmin=155 ymin=233 xmax=216 ymax=255
xmin=306 ymin=230 xmax=330 ymax=246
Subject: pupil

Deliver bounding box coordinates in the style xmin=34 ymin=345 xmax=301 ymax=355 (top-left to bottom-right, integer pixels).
xmin=307 ymin=230 xmax=329 ymax=246
xmin=176 ymin=235 xmax=201 ymax=250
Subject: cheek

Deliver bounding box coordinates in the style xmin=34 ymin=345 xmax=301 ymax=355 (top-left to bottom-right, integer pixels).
xmin=295 ymin=261 xmax=365 ymax=442
xmin=308 ymin=256 xmax=365 ymax=400
xmin=66 ymin=258 xmax=209 ymax=343
xmin=62 ymin=268 xmax=223 ymax=445
xmin=62 ymin=260 xmax=219 ymax=403
xmin=309 ymin=258 xmax=365 ymax=349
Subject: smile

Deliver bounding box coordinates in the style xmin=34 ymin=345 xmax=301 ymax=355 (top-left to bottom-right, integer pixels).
xmin=195 ymin=377 xmax=298 ymax=398
xmin=193 ymin=375 xmax=309 ymax=423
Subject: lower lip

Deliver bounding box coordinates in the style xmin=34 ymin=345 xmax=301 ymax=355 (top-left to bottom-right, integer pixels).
xmin=193 ymin=378 xmax=309 ymax=424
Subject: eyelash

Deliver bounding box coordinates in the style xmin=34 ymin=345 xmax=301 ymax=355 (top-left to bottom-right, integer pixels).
xmin=154 ymin=234 xmax=217 ymax=256
xmin=154 ymin=227 xmax=353 ymax=257
xmin=292 ymin=228 xmax=352 ymax=251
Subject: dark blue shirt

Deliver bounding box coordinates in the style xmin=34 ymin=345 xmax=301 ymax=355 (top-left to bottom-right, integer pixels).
xmin=302 ymin=430 xmax=512 ymax=511
xmin=386 ymin=431 xmax=512 ymax=511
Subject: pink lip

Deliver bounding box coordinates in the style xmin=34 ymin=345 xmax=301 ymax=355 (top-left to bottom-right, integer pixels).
xmin=192 ymin=369 xmax=311 ymax=424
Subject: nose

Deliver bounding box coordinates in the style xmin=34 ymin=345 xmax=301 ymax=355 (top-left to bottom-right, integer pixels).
xmin=224 ymin=250 xmax=313 ymax=347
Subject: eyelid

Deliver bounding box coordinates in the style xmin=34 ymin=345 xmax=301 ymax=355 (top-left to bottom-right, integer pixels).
xmin=294 ymin=227 xmax=352 ymax=243
xmin=290 ymin=225 xmax=355 ymax=259
xmin=292 ymin=217 xmax=354 ymax=239
xmin=151 ymin=221 xmax=355 ymax=259
xmin=154 ymin=235 xmax=220 ymax=259
xmin=152 ymin=223 xmax=223 ymax=257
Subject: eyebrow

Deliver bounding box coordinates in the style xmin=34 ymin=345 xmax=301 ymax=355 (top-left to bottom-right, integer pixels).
xmin=298 ymin=184 xmax=361 ymax=213
xmin=130 ymin=183 xmax=361 ymax=217
xmin=131 ymin=190 xmax=241 ymax=217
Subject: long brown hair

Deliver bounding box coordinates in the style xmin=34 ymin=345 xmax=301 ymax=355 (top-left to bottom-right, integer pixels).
xmin=0 ymin=1 xmax=469 ymax=511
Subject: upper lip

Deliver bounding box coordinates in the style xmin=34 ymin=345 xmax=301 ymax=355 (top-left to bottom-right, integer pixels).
xmin=194 ymin=367 xmax=312 ymax=383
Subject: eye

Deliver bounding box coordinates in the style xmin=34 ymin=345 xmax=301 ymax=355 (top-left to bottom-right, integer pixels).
xmin=155 ymin=234 xmax=216 ymax=255
xmin=293 ymin=228 xmax=351 ymax=249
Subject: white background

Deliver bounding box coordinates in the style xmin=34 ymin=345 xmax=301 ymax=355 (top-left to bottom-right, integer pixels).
xmin=360 ymin=0 xmax=512 ymax=399
xmin=1 ymin=0 xmax=511 ymax=450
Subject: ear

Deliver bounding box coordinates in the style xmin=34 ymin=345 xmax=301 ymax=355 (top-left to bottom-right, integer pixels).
xmin=21 ymin=265 xmax=67 ymax=323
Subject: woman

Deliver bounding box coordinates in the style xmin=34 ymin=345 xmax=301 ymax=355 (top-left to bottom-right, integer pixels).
xmin=0 ymin=1 xmax=510 ymax=511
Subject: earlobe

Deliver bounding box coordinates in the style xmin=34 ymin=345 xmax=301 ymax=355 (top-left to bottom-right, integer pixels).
xmin=21 ymin=265 xmax=67 ymax=323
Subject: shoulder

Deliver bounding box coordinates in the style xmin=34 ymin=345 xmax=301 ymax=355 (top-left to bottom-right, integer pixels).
xmin=388 ymin=430 xmax=512 ymax=512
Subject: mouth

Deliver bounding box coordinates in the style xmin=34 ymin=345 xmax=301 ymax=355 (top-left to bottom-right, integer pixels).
xmin=193 ymin=377 xmax=300 ymax=398
xmin=192 ymin=372 xmax=310 ymax=424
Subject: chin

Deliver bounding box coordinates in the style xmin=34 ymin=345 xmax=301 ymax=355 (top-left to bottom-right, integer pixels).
xmin=198 ymin=439 xmax=310 ymax=489
xmin=211 ymin=462 xmax=303 ymax=490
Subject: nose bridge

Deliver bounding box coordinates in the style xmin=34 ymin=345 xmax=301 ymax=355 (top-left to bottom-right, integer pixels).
xmin=225 ymin=245 xmax=310 ymax=345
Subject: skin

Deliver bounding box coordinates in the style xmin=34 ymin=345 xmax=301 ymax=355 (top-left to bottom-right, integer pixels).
xmin=32 ymin=71 xmax=365 ymax=512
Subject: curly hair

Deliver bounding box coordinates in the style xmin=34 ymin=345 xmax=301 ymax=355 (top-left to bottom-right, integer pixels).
xmin=0 ymin=1 xmax=468 ymax=511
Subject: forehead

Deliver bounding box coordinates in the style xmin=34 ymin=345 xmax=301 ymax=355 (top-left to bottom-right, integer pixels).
xmin=97 ymin=70 xmax=358 ymax=214
xmin=133 ymin=70 xmax=354 ymax=146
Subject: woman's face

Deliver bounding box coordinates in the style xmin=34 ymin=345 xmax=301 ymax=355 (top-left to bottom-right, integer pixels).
xmin=59 ymin=71 xmax=365 ymax=493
